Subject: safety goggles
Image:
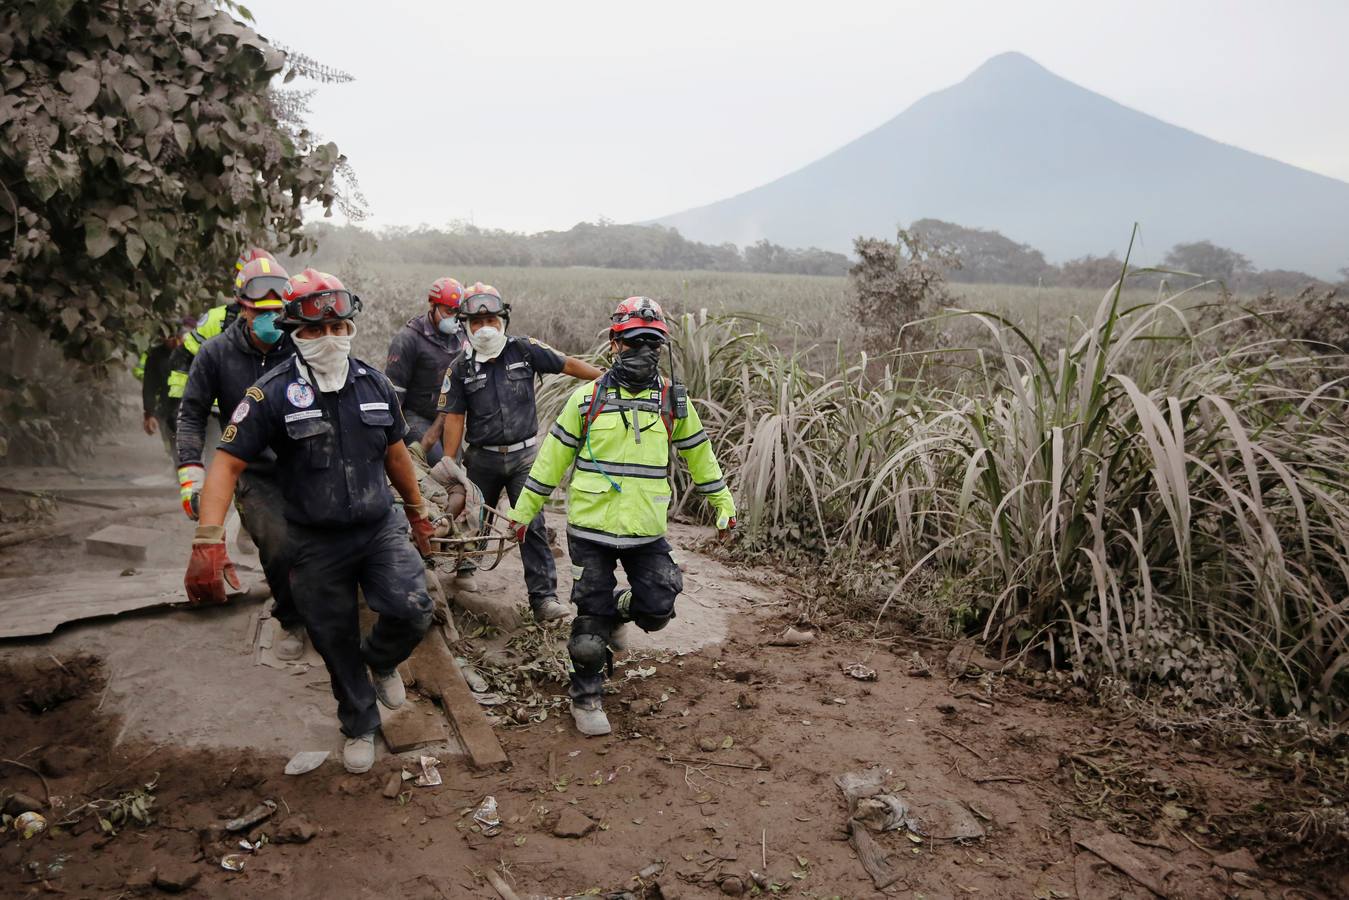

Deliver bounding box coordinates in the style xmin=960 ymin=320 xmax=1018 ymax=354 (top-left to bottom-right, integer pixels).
xmin=611 ymin=306 xmax=664 ymax=326
xmin=239 ymin=275 xmax=289 ymax=301
xmin=461 ymin=293 xmax=506 ymax=317
xmin=285 ymin=289 xmax=362 ymax=323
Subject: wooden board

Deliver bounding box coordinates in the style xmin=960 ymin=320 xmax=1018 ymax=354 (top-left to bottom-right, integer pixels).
xmin=406 ymin=630 xmax=508 ymax=769
xmin=379 ymin=695 xmax=452 ymax=752
xmin=0 ymin=572 xmax=185 ymax=639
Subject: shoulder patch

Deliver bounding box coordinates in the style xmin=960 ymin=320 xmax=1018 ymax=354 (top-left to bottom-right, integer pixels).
xmin=245 ymin=386 xmax=264 ymax=403
xmin=221 ymin=424 xmax=237 ymax=443
xmin=286 ymin=382 xmax=315 ymax=409
xmin=230 ymin=401 xmax=250 ymax=424
xmin=527 ymin=337 xmax=558 ymax=353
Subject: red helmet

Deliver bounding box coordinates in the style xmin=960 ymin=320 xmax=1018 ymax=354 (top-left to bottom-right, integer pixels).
xmin=459 ymin=282 xmax=509 ymax=320
xmin=234 ymin=247 xmax=278 ymax=276
xmin=428 ymin=277 xmax=464 ymax=311
xmin=234 ymin=257 xmax=289 ymax=310
xmin=610 ymin=296 xmax=669 ymax=342
xmin=280 ymin=268 xmax=363 ymax=327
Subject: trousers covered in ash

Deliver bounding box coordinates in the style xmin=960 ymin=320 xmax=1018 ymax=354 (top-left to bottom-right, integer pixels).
xmin=233 ymin=468 xmax=299 ymax=629
xmin=464 ymin=445 xmax=557 ymax=609
xmin=288 ymin=506 xmax=433 ymax=737
xmin=566 ymin=534 xmax=683 ymax=707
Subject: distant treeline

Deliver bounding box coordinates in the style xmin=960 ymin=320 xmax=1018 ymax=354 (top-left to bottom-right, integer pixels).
xmin=307 ymin=218 xmax=1347 ymax=292
xmin=307 ymin=221 xmax=852 ymax=276
xmin=908 ymin=219 xmax=1349 ymax=293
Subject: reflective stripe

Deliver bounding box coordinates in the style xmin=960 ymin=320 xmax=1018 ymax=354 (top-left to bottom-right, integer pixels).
xmin=166 ymin=369 xmax=188 ymax=399
xmin=391 ymin=384 xmax=407 ymax=394
xmin=566 ymin=523 xmax=664 ymax=548
xmin=549 ymin=422 xmax=580 ymax=448
xmin=183 ymin=330 xmax=207 ymax=355
xmin=695 ymin=478 xmax=727 ymax=494
xmin=524 ymin=475 xmax=555 ymax=495
xmin=576 ymin=458 xmax=668 ymax=479
xmin=672 ymin=429 xmax=708 ymax=450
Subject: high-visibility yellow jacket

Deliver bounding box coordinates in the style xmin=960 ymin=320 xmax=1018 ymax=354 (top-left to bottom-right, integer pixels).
xmin=166 ymin=305 xmax=232 ymax=399
xmin=508 ymin=380 xmax=736 ymax=548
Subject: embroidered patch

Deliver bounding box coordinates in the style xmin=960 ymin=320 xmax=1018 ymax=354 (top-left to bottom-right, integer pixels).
xmin=359 ymin=402 xmax=389 ymax=412
xmin=440 ymin=372 xmax=452 ymax=393
xmin=284 ymin=409 xmax=323 ymax=423
xmin=245 ymin=386 xmax=264 ymax=403
xmin=221 ymin=424 xmax=237 ymax=442
xmin=286 ymin=382 xmax=315 ymax=408
xmin=229 ymin=401 xmax=250 ymax=424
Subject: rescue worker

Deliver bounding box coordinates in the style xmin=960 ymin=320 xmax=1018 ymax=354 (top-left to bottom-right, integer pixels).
xmin=385 ymin=277 xmax=467 ymax=464
xmin=175 ymin=256 xmax=307 ymax=660
xmin=184 ymin=269 xmax=437 ymax=774
xmin=506 ymin=297 xmax=736 ymax=736
xmin=165 ymin=247 xmax=275 ymax=403
xmin=134 ymin=316 xmax=193 ymax=461
xmin=419 ymin=283 xmax=602 ymax=621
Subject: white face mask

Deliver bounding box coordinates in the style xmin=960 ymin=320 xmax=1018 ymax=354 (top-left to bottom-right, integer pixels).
xmin=469 ymin=325 xmax=507 ymax=361
xmin=293 ymin=323 xmax=356 ymax=392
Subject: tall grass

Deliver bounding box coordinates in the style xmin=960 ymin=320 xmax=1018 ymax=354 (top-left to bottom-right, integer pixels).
xmin=679 ymin=277 xmax=1349 ymax=719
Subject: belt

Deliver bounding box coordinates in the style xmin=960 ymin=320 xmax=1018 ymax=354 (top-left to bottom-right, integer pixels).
xmin=469 ymin=436 xmax=538 ymax=454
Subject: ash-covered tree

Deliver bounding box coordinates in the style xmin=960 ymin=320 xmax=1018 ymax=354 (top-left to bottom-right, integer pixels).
xmin=909 ymin=218 xmax=1054 ymax=285
xmin=1162 ymin=240 xmax=1253 ymax=284
xmin=0 ymin=0 xmax=351 ymax=369
xmin=850 ymin=228 xmax=960 ymax=353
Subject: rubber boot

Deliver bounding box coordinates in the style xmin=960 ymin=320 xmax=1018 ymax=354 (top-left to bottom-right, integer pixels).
xmin=571 ymin=700 xmax=611 ymax=737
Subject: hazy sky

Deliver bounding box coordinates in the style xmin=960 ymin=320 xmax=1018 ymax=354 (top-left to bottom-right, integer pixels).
xmin=247 ymin=0 xmax=1349 ymax=236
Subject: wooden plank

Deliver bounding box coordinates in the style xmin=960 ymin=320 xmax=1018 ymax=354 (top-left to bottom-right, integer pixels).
xmin=0 ymin=573 xmax=184 ymax=639
xmin=379 ymin=695 xmax=451 ymax=752
xmin=407 ymin=630 xmax=508 ymax=770
xmin=85 ymin=524 xmax=163 ymax=562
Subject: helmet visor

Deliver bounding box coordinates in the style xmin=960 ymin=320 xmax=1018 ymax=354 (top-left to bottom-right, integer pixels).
xmin=611 ymin=306 xmax=664 ymax=327
xmin=461 ymin=293 xmax=505 ymax=317
xmin=288 ymin=289 xmax=359 ymax=323
xmin=240 ymin=275 xmax=289 ymax=301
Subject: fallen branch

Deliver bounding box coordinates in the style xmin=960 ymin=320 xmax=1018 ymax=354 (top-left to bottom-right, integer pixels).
xmin=0 ymin=758 xmax=51 ymax=805
xmin=931 ymin=728 xmax=989 ymax=761
xmin=662 ymin=754 xmax=768 ymax=771
xmin=972 ymin=774 xmax=1026 ymax=784
xmin=487 ymin=871 xmax=521 ymax=900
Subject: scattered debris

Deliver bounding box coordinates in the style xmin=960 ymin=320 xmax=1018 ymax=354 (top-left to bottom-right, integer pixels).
xmin=717 ymin=873 xmax=745 ymax=895
xmin=848 ymin=820 xmax=904 ymax=890
xmin=274 ymin=814 xmax=318 ymax=844
xmin=843 ymin=662 xmax=877 ymax=681
xmin=473 ymin=796 xmax=502 ymax=836
xmin=220 ymin=854 xmax=247 ymax=872
xmin=14 ymin=810 xmax=47 ymax=839
xmin=553 ymin=807 xmax=596 ymax=838
xmin=853 ymin=795 xmax=920 ymax=834
xmin=283 ymin=750 xmax=330 ymax=776
xmin=768 ymin=627 xmax=815 ymax=647
xmin=153 ymin=862 xmax=202 ymax=893
xmin=1072 ymin=825 xmax=1174 ymax=897
xmin=414 ymin=755 xmax=442 ymax=787
xmin=904 ymin=651 xmax=933 ymax=677
xmin=382 ymin=771 xmax=404 ymax=799
xmin=124 ymin=867 xmax=157 ymax=890
xmin=3 ymin=791 xmax=45 ymax=816
xmin=697 ymin=736 xmax=720 ymax=752
xmin=224 ymin=800 xmax=276 ymax=833
xmin=1212 ymin=848 xmax=1259 ymax=874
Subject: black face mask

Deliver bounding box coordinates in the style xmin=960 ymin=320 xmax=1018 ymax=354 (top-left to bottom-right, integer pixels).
xmin=611 ymin=343 xmax=661 ymax=389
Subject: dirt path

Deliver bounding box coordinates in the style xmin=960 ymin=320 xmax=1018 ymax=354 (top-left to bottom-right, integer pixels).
xmin=1 ymin=417 xmax=1345 ymax=897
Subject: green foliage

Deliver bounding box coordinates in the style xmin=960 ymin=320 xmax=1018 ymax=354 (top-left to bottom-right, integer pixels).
xmin=0 ymin=0 xmax=346 ymax=369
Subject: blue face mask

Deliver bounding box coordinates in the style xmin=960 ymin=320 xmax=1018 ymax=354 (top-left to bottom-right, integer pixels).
xmin=251 ymin=311 xmax=283 ymax=345
xmin=437 ymin=314 xmax=460 ymax=336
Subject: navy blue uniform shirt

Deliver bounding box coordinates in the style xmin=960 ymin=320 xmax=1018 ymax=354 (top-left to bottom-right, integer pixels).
xmin=385 ymin=312 xmax=466 ymax=422
xmin=219 ymin=356 xmax=406 ymax=528
xmin=438 ymin=335 xmax=565 ymax=447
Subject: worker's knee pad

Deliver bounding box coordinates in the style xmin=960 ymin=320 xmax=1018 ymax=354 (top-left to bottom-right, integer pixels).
xmin=569 ymin=616 xmax=613 ymax=676
xmin=633 ymin=611 xmax=674 ymax=633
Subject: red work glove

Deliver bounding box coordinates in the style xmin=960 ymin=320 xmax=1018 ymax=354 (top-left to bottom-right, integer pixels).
xmin=405 ymin=501 xmax=435 ymax=558
xmin=509 ymin=521 xmax=528 ymax=544
xmin=184 ymin=525 xmax=240 ymax=605
xmin=717 ymin=514 xmax=737 ymax=543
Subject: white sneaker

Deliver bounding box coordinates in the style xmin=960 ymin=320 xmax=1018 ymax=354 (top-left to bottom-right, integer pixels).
xmin=531 ymin=597 xmax=570 ymax=622
xmin=571 ymin=702 xmax=611 ymax=737
xmin=274 ymin=624 xmax=306 ymax=661
xmin=372 ymin=668 xmax=406 ymax=709
xmin=342 ymin=731 xmax=376 ymax=773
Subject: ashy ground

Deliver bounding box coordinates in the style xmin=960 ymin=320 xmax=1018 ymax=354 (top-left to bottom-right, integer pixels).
xmin=1 ymin=422 xmax=1345 ymax=899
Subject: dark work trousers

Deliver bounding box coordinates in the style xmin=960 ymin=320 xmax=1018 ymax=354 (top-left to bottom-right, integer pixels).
xmin=233 ymin=468 xmax=299 ymax=629
xmin=403 ymin=410 xmax=443 ymax=466
xmin=464 ymin=445 xmax=557 ymax=609
xmin=287 ymin=507 xmax=434 ymax=737
xmin=567 ymin=534 xmax=684 ymax=705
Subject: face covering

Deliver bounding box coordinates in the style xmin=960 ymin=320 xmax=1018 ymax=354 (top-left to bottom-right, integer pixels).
xmin=437 ymin=314 xmax=460 ymax=336
xmin=251 ymin=311 xmax=283 ymax=345
xmin=611 ymin=343 xmax=662 ymax=389
xmin=469 ymin=325 xmax=507 ymax=361
xmin=293 ymin=322 xmax=356 ymax=392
